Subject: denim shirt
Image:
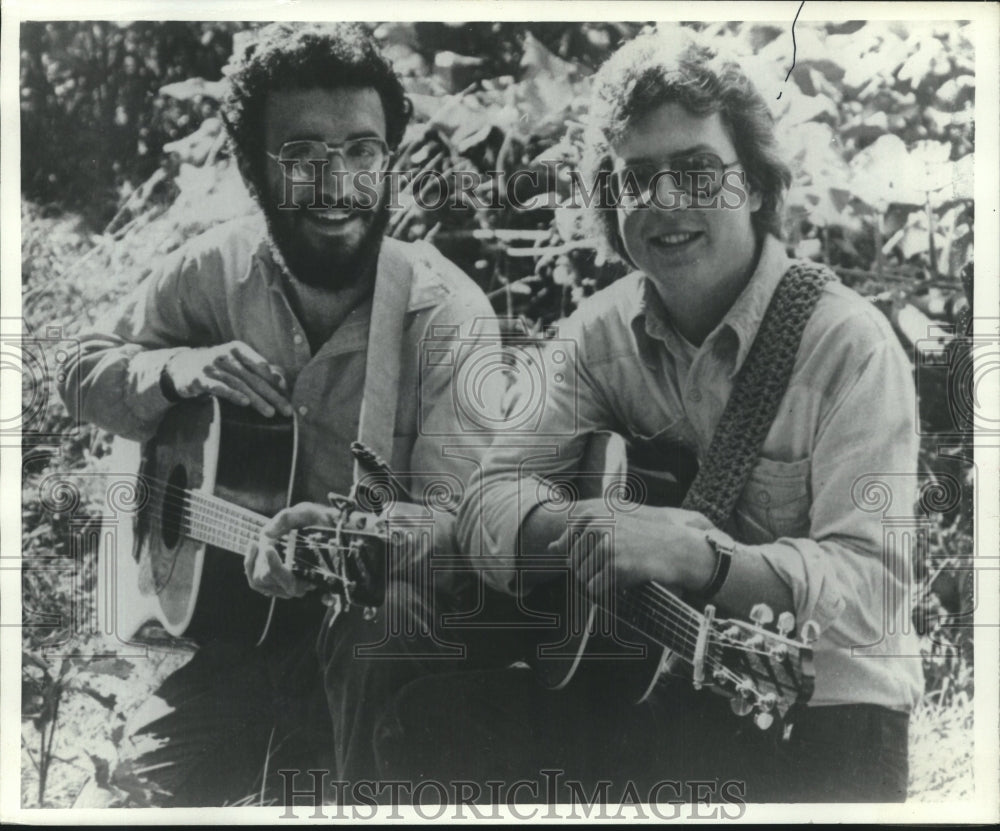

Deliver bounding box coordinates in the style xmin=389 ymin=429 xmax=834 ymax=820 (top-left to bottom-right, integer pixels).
xmin=458 ymin=235 xmax=924 ymax=711
xmin=59 ymin=214 xmax=500 ymax=510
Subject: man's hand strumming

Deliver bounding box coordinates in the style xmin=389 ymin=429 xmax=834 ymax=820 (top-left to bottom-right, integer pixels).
xmin=163 ymin=341 xmax=293 ymax=417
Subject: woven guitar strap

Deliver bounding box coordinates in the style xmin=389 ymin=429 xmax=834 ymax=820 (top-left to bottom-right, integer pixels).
xmin=680 ymin=261 xmax=838 ymax=529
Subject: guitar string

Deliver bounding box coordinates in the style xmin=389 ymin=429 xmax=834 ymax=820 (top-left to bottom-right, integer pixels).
xmin=141 ymin=501 xmax=371 ymax=562
xmin=127 ymin=478 xmax=796 ymax=695
xmin=611 ymin=587 xmax=793 ymax=695
xmin=135 ymin=482 xmax=379 ymax=565
xmin=134 ymin=475 xmax=386 ymax=550
xmin=138 ymin=506 xmax=368 ymax=587
xmin=619 ymin=584 xmax=782 ymax=688
xmin=607 ymin=591 xmax=762 ymax=697
xmin=132 ymin=471 xmax=387 ymax=543
xmin=146 ymin=492 xmax=387 ymax=556
xmin=596 ymin=585 xmax=702 ymax=657
xmin=624 ymin=582 xmax=794 ymax=666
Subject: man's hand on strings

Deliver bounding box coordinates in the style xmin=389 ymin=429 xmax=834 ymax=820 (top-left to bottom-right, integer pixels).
xmin=546 ymin=501 xmax=716 ymax=600
xmin=245 ymin=502 xmax=334 ymax=599
xmin=163 ymin=341 xmax=293 ymax=418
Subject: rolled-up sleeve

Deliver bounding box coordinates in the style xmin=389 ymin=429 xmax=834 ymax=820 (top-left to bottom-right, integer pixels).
xmin=456 ymin=316 xmax=617 ymax=593
xmin=58 ymin=244 xmax=225 ymax=441
xmin=753 ymin=337 xmax=919 ymax=640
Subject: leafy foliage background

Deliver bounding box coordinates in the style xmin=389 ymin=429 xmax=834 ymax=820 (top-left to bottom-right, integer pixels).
xmin=19 ymin=20 xmax=975 ymax=806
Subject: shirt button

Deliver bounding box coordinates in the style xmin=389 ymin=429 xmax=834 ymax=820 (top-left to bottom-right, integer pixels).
xmin=297 ymin=405 xmax=309 ymax=417
xmin=689 ymin=389 xmax=703 ymax=404
xmin=293 ymin=334 xmax=304 ymax=345
xmin=757 ymin=490 xmax=771 ymax=506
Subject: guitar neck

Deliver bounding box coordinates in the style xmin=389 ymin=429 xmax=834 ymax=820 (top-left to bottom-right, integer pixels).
xmin=610 ymin=582 xmax=704 ymax=666
xmin=169 ymin=486 xmax=269 ymax=556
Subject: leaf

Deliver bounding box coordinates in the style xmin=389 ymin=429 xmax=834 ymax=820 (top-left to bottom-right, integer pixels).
xmin=516 ymin=32 xmax=590 ymax=126
xmin=930 ymin=153 xmax=973 ymax=207
xmin=159 ymin=77 xmax=227 ymax=102
xmin=781 ymin=91 xmax=838 ymax=126
xmin=22 ymin=650 xmax=52 ymax=674
xmin=76 ymin=683 xmax=118 ymax=710
xmin=86 ymin=751 xmax=113 ymax=789
xmin=897 ymin=34 xmax=952 ymax=88
xmin=842 ymin=111 xmax=889 ymax=144
xmin=850 ymin=134 xmax=926 ymax=209
xmin=84 ymin=657 xmax=135 ymax=680
xmin=935 ymin=75 xmax=975 ymax=110
xmin=882 ymin=210 xmax=930 ymax=259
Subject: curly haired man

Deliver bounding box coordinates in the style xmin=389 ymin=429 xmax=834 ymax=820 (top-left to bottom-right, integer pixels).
xmin=61 ymin=22 xmax=502 ymax=807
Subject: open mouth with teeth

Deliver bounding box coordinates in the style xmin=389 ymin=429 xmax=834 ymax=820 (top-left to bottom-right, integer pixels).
xmin=302 ymin=208 xmax=359 ymax=231
xmin=650 ymin=230 xmax=704 ymax=249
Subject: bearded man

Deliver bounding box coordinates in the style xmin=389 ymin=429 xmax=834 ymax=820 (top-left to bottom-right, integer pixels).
xmin=59 ymin=21 xmax=499 ymax=807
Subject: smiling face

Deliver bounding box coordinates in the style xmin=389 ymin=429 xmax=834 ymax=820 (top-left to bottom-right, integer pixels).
xmin=261 ymin=86 xmax=389 ymax=289
xmin=614 ymin=102 xmax=762 ymax=308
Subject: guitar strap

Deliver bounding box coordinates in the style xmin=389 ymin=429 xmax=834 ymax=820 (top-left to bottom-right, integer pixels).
xmin=680 ymin=261 xmax=838 ymax=529
xmin=352 ymin=237 xmax=414 ymax=496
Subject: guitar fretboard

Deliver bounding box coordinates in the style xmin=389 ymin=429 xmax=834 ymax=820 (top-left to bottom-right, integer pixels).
xmin=143 ymin=476 xmax=269 ymax=556
xmin=610 ymin=583 xmax=703 ymax=664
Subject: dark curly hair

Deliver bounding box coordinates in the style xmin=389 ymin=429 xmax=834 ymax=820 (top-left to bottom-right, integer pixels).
xmin=580 ymin=26 xmax=792 ymax=266
xmin=221 ymin=22 xmax=410 ymax=199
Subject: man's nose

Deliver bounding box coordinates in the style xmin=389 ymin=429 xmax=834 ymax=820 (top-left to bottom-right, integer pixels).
xmin=322 ymin=155 xmax=355 ymax=204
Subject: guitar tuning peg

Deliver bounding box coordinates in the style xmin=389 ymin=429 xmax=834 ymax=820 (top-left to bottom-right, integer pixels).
xmin=754 ymin=711 xmax=774 ymax=731
xmin=800 ymin=619 xmax=821 ymax=645
xmin=730 ymin=694 xmax=753 ymax=717
xmin=777 ymin=611 xmax=796 ymax=636
xmin=723 ymin=625 xmax=741 ymax=641
xmin=750 ymin=603 xmax=774 ymax=627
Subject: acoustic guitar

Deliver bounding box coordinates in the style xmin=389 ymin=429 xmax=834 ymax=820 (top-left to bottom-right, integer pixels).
xmin=523 ymin=431 xmax=815 ymax=728
xmin=100 ymin=396 xmax=389 ymax=647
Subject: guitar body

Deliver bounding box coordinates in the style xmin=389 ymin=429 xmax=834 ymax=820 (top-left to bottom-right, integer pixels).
xmin=106 ymin=397 xmax=321 ymax=647
xmin=525 ymin=431 xmax=696 ymax=702
xmin=524 ymin=431 xmax=814 ymax=723
xmin=523 ymin=578 xmax=670 ymax=704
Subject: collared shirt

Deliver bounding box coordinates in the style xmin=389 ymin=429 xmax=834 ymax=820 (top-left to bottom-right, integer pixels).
xmin=457 ymin=235 xmax=924 ymax=711
xmin=60 ymin=213 xmax=500 ymax=511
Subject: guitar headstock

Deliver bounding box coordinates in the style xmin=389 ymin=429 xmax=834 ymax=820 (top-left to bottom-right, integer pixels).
xmin=701 ymin=604 xmax=816 ymax=729
xmin=278 ymin=501 xmax=389 ymax=609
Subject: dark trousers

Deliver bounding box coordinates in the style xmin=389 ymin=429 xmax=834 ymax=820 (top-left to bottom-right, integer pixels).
xmin=319 ymin=580 xmax=910 ymax=804
xmin=376 ymin=670 xmax=910 ymax=803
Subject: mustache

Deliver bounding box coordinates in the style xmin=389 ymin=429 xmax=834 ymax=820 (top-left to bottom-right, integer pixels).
xmin=281 ymin=196 xmax=380 ymax=212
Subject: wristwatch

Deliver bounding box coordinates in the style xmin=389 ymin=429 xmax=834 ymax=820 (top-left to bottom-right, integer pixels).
xmin=699 ymin=529 xmax=736 ymax=600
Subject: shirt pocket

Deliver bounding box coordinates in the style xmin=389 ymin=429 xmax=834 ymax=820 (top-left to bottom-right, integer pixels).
xmin=733 ymin=456 xmax=812 ymax=543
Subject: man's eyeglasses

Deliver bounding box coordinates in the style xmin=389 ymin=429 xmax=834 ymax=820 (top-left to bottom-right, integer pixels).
xmin=267 ymin=138 xmax=391 ymax=180
xmin=613 ymin=152 xmax=743 ymax=208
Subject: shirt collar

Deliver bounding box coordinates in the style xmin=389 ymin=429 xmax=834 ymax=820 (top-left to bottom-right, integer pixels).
xmin=631 ymin=234 xmax=790 ymax=377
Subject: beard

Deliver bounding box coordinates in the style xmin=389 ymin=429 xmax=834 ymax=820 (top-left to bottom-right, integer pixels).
xmin=261 ymin=200 xmax=391 ymax=291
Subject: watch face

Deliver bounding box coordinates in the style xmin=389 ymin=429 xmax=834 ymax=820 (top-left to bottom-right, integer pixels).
xmin=706 ymin=531 xmax=736 ymax=556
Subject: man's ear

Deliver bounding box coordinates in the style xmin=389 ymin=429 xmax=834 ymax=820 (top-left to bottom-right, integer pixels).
xmin=745 ymin=173 xmax=764 ymax=213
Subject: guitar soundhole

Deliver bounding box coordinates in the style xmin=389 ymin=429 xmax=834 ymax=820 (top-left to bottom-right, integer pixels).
xmin=161 ymin=465 xmax=188 ymax=550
